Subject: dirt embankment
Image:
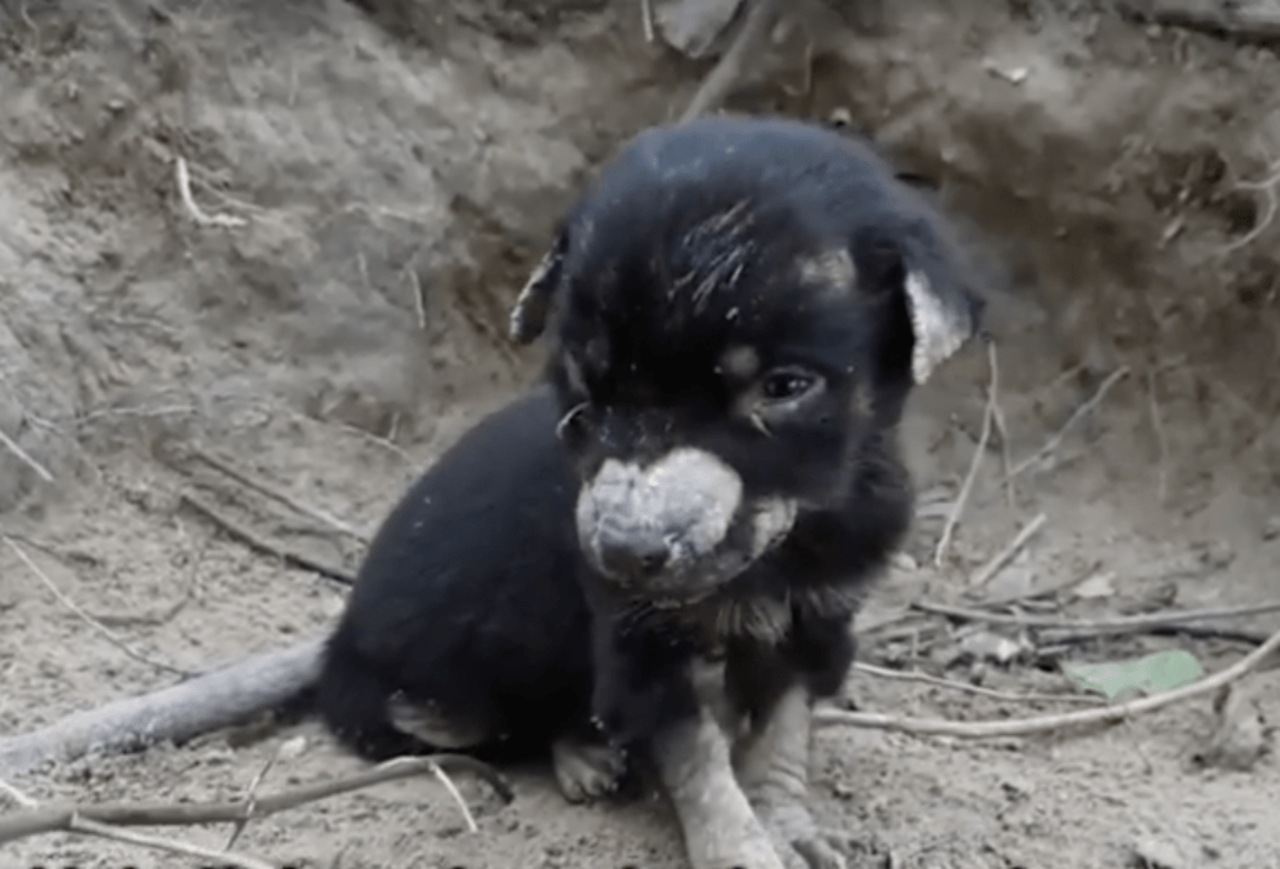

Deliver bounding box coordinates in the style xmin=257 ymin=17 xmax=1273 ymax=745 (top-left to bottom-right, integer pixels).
xmin=2 ymin=2 xmax=1279 ymax=868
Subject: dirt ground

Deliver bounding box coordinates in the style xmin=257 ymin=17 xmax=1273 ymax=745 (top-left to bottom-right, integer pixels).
xmin=2 ymin=0 xmax=1279 ymax=867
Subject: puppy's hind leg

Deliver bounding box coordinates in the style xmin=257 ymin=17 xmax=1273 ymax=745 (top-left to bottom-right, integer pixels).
xmin=552 ymin=726 xmax=628 ymax=804
xmin=734 ymin=685 xmax=846 ymax=869
xmin=386 ymin=693 xmax=496 ymax=751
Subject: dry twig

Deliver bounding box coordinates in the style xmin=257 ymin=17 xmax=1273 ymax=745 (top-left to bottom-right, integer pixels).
xmin=70 ymin=815 xmax=273 ymax=869
xmin=180 ymin=492 xmax=356 ymax=585
xmin=1217 ymin=157 xmax=1280 ymax=253
xmin=968 ymin=512 xmax=1048 ymax=589
xmin=1 ymin=770 xmax=272 ymax=869
xmin=1115 ymin=0 xmax=1280 ymax=42
xmin=1146 ymin=366 xmax=1171 ymax=505
xmin=190 ymin=446 xmax=369 ymax=543
xmin=430 ymin=763 xmax=480 ymax=833
xmin=175 ymin=157 xmax=248 ymax=228
xmin=935 ymin=340 xmax=999 ymax=567
xmin=969 ymin=561 xmax=1102 ymax=608
xmin=1007 ymin=366 xmax=1130 ymax=480
xmin=680 ymin=0 xmax=781 ymax=123
xmin=2 ymin=535 xmax=190 ymax=678
xmin=0 ymin=427 xmax=54 ymax=484
xmin=854 ymin=662 xmax=1102 ymax=705
xmin=913 ymin=598 xmax=1280 ymax=634
xmin=226 ymin=738 xmax=300 ymax=851
xmin=1049 ymin=622 xmax=1273 ymax=647
xmin=640 ymin=0 xmax=656 ymax=41
xmin=0 ymin=755 xmax=513 ymax=846
xmin=406 ymin=261 xmax=427 ymax=331
xmin=0 ymin=779 xmax=37 ymax=809
xmin=990 ymin=399 xmax=1016 ymax=508
xmin=819 ymin=625 xmax=1280 ymax=738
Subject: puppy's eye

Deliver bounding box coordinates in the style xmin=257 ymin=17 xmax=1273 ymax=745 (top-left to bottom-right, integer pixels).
xmin=761 ymin=369 xmax=819 ymax=402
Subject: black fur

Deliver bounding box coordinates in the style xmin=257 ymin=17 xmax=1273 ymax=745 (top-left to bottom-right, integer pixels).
xmin=537 ymin=115 xmax=982 ymax=747
xmin=316 ymin=388 xmax=596 ymax=765
xmin=316 ymin=114 xmax=983 ymax=785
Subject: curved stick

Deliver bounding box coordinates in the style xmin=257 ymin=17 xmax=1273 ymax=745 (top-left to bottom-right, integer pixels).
xmin=0 ymin=755 xmax=513 ymax=846
xmin=817 ymin=625 xmax=1280 ymax=738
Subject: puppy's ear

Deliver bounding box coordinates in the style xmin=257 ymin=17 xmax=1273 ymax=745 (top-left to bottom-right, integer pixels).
xmin=851 ymin=224 xmax=985 ymax=385
xmin=509 ymin=226 xmax=569 ymax=345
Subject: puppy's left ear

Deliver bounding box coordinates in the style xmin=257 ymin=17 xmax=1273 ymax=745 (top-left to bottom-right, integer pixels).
xmin=853 ymin=225 xmax=985 ymax=386
xmin=902 ymin=263 xmax=983 ymax=386
xmin=509 ymin=226 xmax=568 ymax=345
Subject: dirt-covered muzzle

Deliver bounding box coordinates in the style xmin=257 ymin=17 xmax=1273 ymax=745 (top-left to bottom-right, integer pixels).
xmin=574 ymin=446 xmax=798 ymax=603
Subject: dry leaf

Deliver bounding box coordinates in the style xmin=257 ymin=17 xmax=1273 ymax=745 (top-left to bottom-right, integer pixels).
xmin=1074 ymin=570 xmax=1116 ymax=600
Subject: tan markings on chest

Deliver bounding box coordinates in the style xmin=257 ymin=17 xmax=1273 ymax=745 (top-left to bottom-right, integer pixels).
xmin=794 ymin=584 xmax=865 ymax=620
xmin=678 ymin=594 xmax=793 ymax=649
xmin=671 ymin=583 xmax=864 ymax=652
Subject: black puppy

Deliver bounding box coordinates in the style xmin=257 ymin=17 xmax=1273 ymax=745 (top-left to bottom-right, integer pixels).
xmin=510 ymin=115 xmax=983 ymax=869
xmin=317 ymin=114 xmax=983 ymax=869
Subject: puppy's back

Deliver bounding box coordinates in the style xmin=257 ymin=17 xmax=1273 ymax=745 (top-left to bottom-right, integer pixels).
xmin=317 ymin=386 xmax=593 ymax=761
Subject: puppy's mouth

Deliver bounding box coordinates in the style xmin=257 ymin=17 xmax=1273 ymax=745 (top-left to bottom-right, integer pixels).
xmin=575 ymin=447 xmax=797 ymax=602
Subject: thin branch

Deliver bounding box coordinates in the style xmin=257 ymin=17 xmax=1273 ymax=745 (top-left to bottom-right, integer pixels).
xmin=1007 ymin=366 xmax=1131 ymax=480
xmin=990 ymin=396 xmax=1016 ymax=508
xmin=70 ymin=815 xmax=273 ymax=869
xmin=968 ymin=512 xmax=1047 ymax=589
xmin=406 ymin=262 xmax=427 ymax=331
xmin=853 ymin=662 xmax=1102 ymax=705
xmin=1 ymin=535 xmax=190 ymax=678
xmin=1216 ymin=175 xmax=1277 ymax=254
xmin=180 ymin=492 xmax=356 ymax=585
xmin=0 ymin=779 xmax=37 ymax=809
xmin=189 ymin=446 xmax=369 ymax=543
xmin=2 ymin=768 xmax=272 ymax=869
xmin=1116 ymin=0 xmax=1280 ymax=43
xmin=174 ymin=157 xmax=248 ymax=228
xmin=913 ymin=598 xmax=1280 ymax=634
xmin=680 ymin=0 xmax=781 ymax=123
xmin=935 ymin=340 xmax=999 ymax=567
xmin=1146 ymin=366 xmax=1170 ymax=505
xmin=226 ymin=738 xmax=294 ymax=851
xmin=1047 ymin=622 xmax=1273 ymax=647
xmin=430 ymin=764 xmax=479 ymax=833
xmin=640 ymin=0 xmax=655 ymax=41
xmin=0 ymin=427 xmax=54 ymax=484
xmin=818 ymin=625 xmax=1280 ymax=738
xmin=0 ymin=755 xmax=512 ymax=845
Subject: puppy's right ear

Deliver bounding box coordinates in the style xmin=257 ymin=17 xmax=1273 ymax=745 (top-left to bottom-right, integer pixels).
xmin=509 ymin=226 xmax=568 ymax=345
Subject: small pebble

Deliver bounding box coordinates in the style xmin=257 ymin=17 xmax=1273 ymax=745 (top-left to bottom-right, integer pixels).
xmin=1263 ymin=515 xmax=1280 ymax=541
xmin=1132 ymin=828 xmax=1192 ymax=869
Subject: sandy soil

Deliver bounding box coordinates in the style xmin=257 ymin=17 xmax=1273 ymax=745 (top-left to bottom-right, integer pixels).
xmin=1 ymin=1 xmax=1279 ymax=867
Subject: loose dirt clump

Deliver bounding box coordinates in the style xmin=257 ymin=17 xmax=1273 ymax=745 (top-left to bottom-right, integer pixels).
xmin=1 ymin=1 xmax=1278 ymax=867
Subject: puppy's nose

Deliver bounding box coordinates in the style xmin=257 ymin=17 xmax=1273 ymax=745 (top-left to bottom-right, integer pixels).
xmin=597 ymin=534 xmax=670 ymax=579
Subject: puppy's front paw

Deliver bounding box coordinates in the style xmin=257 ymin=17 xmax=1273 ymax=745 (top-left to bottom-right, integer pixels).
xmin=756 ymin=800 xmax=847 ymax=869
xmin=551 ymin=735 xmax=626 ymax=803
xmin=691 ymin=834 xmax=790 ymax=869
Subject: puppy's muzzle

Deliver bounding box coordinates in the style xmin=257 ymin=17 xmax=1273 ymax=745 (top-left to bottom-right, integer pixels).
xmin=576 ymin=447 xmax=795 ymax=600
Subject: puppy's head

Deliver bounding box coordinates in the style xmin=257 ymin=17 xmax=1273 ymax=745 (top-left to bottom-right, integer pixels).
xmin=512 ymin=115 xmax=984 ymax=604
